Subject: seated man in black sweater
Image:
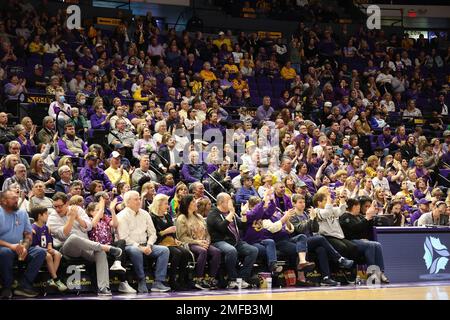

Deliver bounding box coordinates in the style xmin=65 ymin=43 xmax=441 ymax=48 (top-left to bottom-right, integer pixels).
xmin=339 ymin=198 xmax=390 ymax=284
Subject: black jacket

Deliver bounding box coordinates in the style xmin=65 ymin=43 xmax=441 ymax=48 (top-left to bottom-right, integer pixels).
xmin=339 ymin=212 xmax=373 ymax=240
xmin=400 ymin=143 xmax=417 ymax=162
xmin=290 ymin=212 xmax=319 ymax=237
xmin=206 ymin=206 xmax=247 ymax=245
xmin=208 ymin=170 xmax=234 ymax=197
xmin=0 ymin=126 xmax=16 ymax=145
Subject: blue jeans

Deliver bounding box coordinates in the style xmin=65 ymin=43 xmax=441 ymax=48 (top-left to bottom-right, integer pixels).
xmin=352 ymin=239 xmax=385 ymax=271
xmin=0 ymin=246 xmax=46 ymax=289
xmin=253 ymin=238 xmax=278 ymax=268
xmin=276 ymin=234 xmax=308 ymax=267
xmin=213 ymin=240 xmax=258 ymax=281
xmin=307 ymin=235 xmax=342 ymax=277
xmin=125 ymin=245 xmax=170 ymax=282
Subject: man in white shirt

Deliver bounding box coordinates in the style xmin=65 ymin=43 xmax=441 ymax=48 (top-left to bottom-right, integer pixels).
xmin=402 ymin=99 xmax=423 ymax=119
xmin=117 ymin=191 xmax=170 ymax=293
xmin=274 ymin=157 xmax=301 ymax=185
xmin=417 ymin=201 xmax=448 ymax=226
xmin=372 ymin=167 xmax=391 ymax=195
xmin=232 ymin=164 xmax=251 ymax=189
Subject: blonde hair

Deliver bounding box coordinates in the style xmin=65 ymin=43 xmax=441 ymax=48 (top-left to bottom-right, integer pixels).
xmin=367 ymin=155 xmax=379 ymax=168
xmin=30 ymin=154 xmax=43 ymax=174
xmin=149 ymin=194 xmax=169 ymax=214
xmin=69 ymin=195 xmax=84 ymax=207
xmin=57 ymin=156 xmax=74 ymax=172
xmin=417 ymin=136 xmax=428 ymax=154
xmin=4 ymin=154 xmax=20 ymax=169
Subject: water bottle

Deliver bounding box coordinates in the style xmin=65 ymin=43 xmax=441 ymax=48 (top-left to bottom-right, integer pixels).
xmin=266 ymin=277 xmax=272 ymax=290
xmin=355 ymin=275 xmax=362 ymax=286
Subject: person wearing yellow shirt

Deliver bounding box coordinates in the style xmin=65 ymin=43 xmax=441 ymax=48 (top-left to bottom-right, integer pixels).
xmin=105 ymin=152 xmax=131 ymax=186
xmin=132 ymin=80 xmax=155 ymax=102
xmin=213 ymin=31 xmax=232 ymax=51
xmin=28 ymin=35 xmax=45 ymax=55
xmin=365 ymin=155 xmax=379 ymax=178
xmin=232 ymin=72 xmax=249 ymax=91
xmin=280 ymin=61 xmax=297 ymax=80
xmin=224 ymin=57 xmax=239 ymax=74
xmin=199 ymin=62 xmax=217 ymax=81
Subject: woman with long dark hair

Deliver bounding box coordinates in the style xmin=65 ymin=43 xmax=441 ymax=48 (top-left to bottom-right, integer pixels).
xmin=176 ymin=194 xmax=222 ymax=290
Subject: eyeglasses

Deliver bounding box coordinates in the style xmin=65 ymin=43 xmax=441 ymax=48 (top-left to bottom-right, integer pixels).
xmin=54 ymin=203 xmax=66 ymax=209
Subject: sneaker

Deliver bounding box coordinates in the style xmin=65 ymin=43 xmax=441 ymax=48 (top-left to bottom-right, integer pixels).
xmin=14 ymin=286 xmax=39 ymax=298
xmin=109 ymin=247 xmax=122 ymax=259
xmin=194 ymin=279 xmax=209 ymax=290
xmin=227 ymin=281 xmax=238 ymax=289
xmin=338 ymin=257 xmax=354 ymax=269
xmin=297 ymin=261 xmax=316 ymax=272
xmin=46 ymin=279 xmax=58 ymax=289
xmin=208 ymin=278 xmax=218 ymax=290
xmin=118 ymin=281 xmax=137 ymax=294
xmin=269 ymin=262 xmax=283 ymax=273
xmin=110 ymin=260 xmax=126 ymax=272
xmin=55 ymin=280 xmax=68 ymax=292
xmin=1 ymin=288 xmax=12 ymax=300
xmin=200 ymin=279 xmax=211 ymax=290
xmin=138 ymin=279 xmax=148 ymax=293
xmin=151 ymin=281 xmax=171 ymax=292
xmin=380 ymin=273 xmax=390 ymax=284
xmin=320 ymin=277 xmax=340 ymax=286
xmin=97 ymin=287 xmax=112 ymax=296
xmin=241 ymin=280 xmax=250 ymax=289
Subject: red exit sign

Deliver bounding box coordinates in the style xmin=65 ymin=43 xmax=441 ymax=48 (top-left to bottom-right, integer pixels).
xmin=407 ymin=10 xmax=417 ymax=18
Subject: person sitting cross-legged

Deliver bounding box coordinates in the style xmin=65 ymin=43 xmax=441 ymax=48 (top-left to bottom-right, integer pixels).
xmin=206 ymin=193 xmax=258 ymax=289
xmin=47 ymin=192 xmax=123 ymax=296
xmin=290 ymin=194 xmax=354 ymax=286
xmin=340 ymin=198 xmax=390 ymax=284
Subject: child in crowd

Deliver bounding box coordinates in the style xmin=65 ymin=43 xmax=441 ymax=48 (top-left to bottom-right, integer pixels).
xmin=85 ymin=195 xmax=136 ymax=293
xmin=30 ymin=206 xmax=68 ymax=292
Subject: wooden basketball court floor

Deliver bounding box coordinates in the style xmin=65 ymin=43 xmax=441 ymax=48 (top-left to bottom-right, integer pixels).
xmin=157 ymin=282 xmax=450 ymax=300
xmin=34 ymin=281 xmax=450 ymax=300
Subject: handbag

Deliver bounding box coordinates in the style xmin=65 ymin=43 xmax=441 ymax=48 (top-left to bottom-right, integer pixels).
xmin=160 ymin=236 xmax=178 ymax=247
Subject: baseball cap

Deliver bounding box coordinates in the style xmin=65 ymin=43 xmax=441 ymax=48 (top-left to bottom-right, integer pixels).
xmin=193 ymin=139 xmax=209 ymax=146
xmin=34 ymin=64 xmax=43 ymax=69
xmin=342 ymin=144 xmax=352 ymax=151
xmin=114 ymin=143 xmax=125 ymax=149
xmin=111 ymin=151 xmax=121 ymax=158
xmin=324 ymin=101 xmax=332 ymax=107
xmin=443 ymin=130 xmax=450 ymax=137
xmin=218 ymin=31 xmax=225 ymax=36
xmin=418 ymin=198 xmax=432 ymax=205
xmin=246 ymin=141 xmax=256 ymax=149
xmin=383 ymin=125 xmax=391 ymax=131
xmin=297 ymin=180 xmax=307 ymax=188
xmin=239 ymin=164 xmax=250 ymax=173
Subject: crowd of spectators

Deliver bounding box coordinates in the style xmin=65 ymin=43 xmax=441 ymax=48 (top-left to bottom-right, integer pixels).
xmin=0 ymin=0 xmax=450 ymax=299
